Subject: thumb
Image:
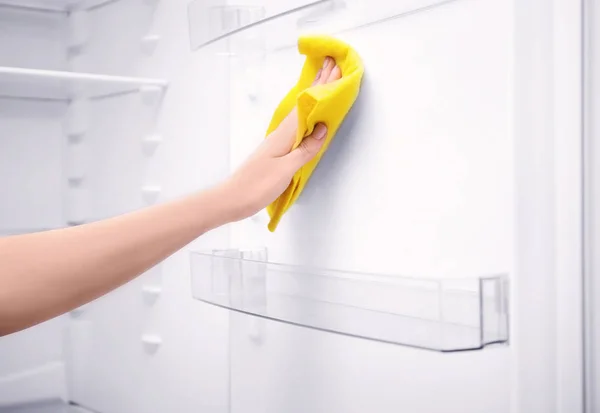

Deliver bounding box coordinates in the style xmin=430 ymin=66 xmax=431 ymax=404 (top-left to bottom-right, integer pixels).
xmin=285 ymin=123 xmax=328 ymax=169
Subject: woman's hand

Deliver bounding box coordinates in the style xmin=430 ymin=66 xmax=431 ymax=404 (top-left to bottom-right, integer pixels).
xmin=222 ymin=56 xmax=342 ymax=221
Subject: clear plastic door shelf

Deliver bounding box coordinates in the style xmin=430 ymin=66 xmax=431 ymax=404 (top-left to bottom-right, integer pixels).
xmin=190 ymin=249 xmax=509 ymax=352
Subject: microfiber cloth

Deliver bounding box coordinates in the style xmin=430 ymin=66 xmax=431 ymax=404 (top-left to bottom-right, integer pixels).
xmin=265 ymin=34 xmax=364 ymax=232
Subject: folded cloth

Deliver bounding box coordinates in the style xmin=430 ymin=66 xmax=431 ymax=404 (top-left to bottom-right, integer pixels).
xmin=265 ymin=34 xmax=364 ymax=231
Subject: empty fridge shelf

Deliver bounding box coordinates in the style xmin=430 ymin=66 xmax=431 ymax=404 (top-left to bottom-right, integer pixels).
xmin=188 ymin=0 xmax=459 ymax=52
xmin=0 ymin=399 xmax=94 ymax=413
xmin=0 ymin=0 xmax=122 ymax=12
xmin=0 ymin=227 xmax=62 ymax=235
xmin=190 ymin=249 xmax=509 ymax=352
xmin=0 ymin=67 xmax=167 ymax=101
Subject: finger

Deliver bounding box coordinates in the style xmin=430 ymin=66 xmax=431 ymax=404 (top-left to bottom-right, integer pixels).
xmin=264 ymin=107 xmax=298 ymax=156
xmin=326 ymin=65 xmax=342 ymax=83
xmin=311 ymin=67 xmax=323 ymax=86
xmin=284 ymin=123 xmax=327 ymax=169
xmin=265 ymin=57 xmax=335 ymax=156
xmin=317 ymin=57 xmax=334 ymax=85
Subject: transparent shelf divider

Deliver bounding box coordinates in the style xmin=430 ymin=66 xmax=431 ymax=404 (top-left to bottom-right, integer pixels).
xmin=0 ymin=67 xmax=168 ymax=101
xmin=190 ymin=249 xmax=509 ymax=352
xmin=188 ymin=0 xmax=460 ymax=53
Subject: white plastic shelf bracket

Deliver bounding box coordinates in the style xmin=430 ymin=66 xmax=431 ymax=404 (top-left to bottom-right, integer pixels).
xmin=142 ymin=285 xmax=162 ymax=305
xmin=66 ymin=141 xmax=86 ymax=184
xmin=141 ymin=334 xmax=162 ymax=354
xmin=67 ymin=9 xmax=89 ymax=53
xmin=65 ymin=186 xmax=90 ymax=225
xmin=63 ymin=99 xmax=89 ymax=140
xmin=140 ymin=85 xmax=164 ymax=105
xmin=141 ymin=134 xmax=162 ymax=156
xmin=140 ymin=34 xmax=161 ymax=55
xmin=141 ymin=185 xmax=161 ymax=205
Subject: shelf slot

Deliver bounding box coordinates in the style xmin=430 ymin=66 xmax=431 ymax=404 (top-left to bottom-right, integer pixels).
xmin=190 ymin=249 xmax=509 ymax=352
xmin=0 ymin=66 xmax=168 ymax=101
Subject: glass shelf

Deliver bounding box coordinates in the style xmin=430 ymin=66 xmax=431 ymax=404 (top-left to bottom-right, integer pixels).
xmin=190 ymin=249 xmax=509 ymax=352
xmin=0 ymin=0 xmax=119 ymax=12
xmin=0 ymin=67 xmax=168 ymax=101
xmin=0 ymin=400 xmax=96 ymax=412
xmin=188 ymin=0 xmax=457 ymax=53
xmin=0 ymin=227 xmax=62 ymax=235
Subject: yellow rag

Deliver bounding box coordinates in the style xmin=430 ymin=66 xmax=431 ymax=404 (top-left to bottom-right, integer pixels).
xmin=265 ymin=34 xmax=364 ymax=232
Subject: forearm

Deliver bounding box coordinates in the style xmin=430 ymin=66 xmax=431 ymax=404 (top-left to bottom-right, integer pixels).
xmin=0 ymin=184 xmax=233 ymax=336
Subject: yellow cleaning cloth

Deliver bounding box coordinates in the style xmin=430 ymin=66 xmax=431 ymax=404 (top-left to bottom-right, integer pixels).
xmin=265 ymin=34 xmax=364 ymax=232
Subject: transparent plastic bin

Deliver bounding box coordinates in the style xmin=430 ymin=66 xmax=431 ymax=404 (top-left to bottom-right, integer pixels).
xmin=191 ymin=249 xmax=509 ymax=352
xmin=187 ymin=0 xmax=455 ymax=53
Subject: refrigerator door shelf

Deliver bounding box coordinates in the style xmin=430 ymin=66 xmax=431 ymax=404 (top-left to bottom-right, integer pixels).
xmin=188 ymin=0 xmax=460 ymax=54
xmin=0 ymin=67 xmax=168 ymax=102
xmin=190 ymin=249 xmax=509 ymax=352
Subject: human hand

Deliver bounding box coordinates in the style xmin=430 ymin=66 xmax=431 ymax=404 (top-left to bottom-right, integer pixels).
xmin=222 ymin=56 xmax=342 ymax=222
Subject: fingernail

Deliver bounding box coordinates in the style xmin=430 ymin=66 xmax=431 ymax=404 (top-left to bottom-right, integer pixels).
xmin=323 ymin=57 xmax=332 ymax=69
xmin=314 ymin=124 xmax=327 ymax=140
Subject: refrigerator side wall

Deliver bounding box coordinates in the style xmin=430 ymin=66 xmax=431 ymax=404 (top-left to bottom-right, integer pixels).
xmin=0 ymin=7 xmax=68 ymax=407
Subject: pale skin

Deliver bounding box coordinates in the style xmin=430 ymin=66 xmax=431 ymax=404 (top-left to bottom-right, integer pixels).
xmin=0 ymin=58 xmax=342 ymax=337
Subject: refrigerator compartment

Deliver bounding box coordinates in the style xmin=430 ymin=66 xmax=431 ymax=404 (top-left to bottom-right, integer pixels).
xmin=190 ymin=249 xmax=509 ymax=352
xmin=188 ymin=0 xmax=459 ymax=53
xmin=0 ymin=67 xmax=168 ymax=101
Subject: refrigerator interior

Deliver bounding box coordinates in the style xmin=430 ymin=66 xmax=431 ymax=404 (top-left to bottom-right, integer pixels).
xmin=0 ymin=0 xmax=586 ymax=412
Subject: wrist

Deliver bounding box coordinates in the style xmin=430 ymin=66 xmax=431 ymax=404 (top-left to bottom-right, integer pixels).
xmin=215 ymin=178 xmax=258 ymax=223
xmin=181 ymin=184 xmax=235 ymax=234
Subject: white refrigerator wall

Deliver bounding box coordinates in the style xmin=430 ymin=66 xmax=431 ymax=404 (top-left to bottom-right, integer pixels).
xmin=0 ymin=6 xmax=68 ymax=407
xmin=62 ymin=1 xmax=231 ymax=412
xmin=0 ymin=7 xmax=66 ymax=231
xmin=229 ymin=0 xmax=512 ymax=412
